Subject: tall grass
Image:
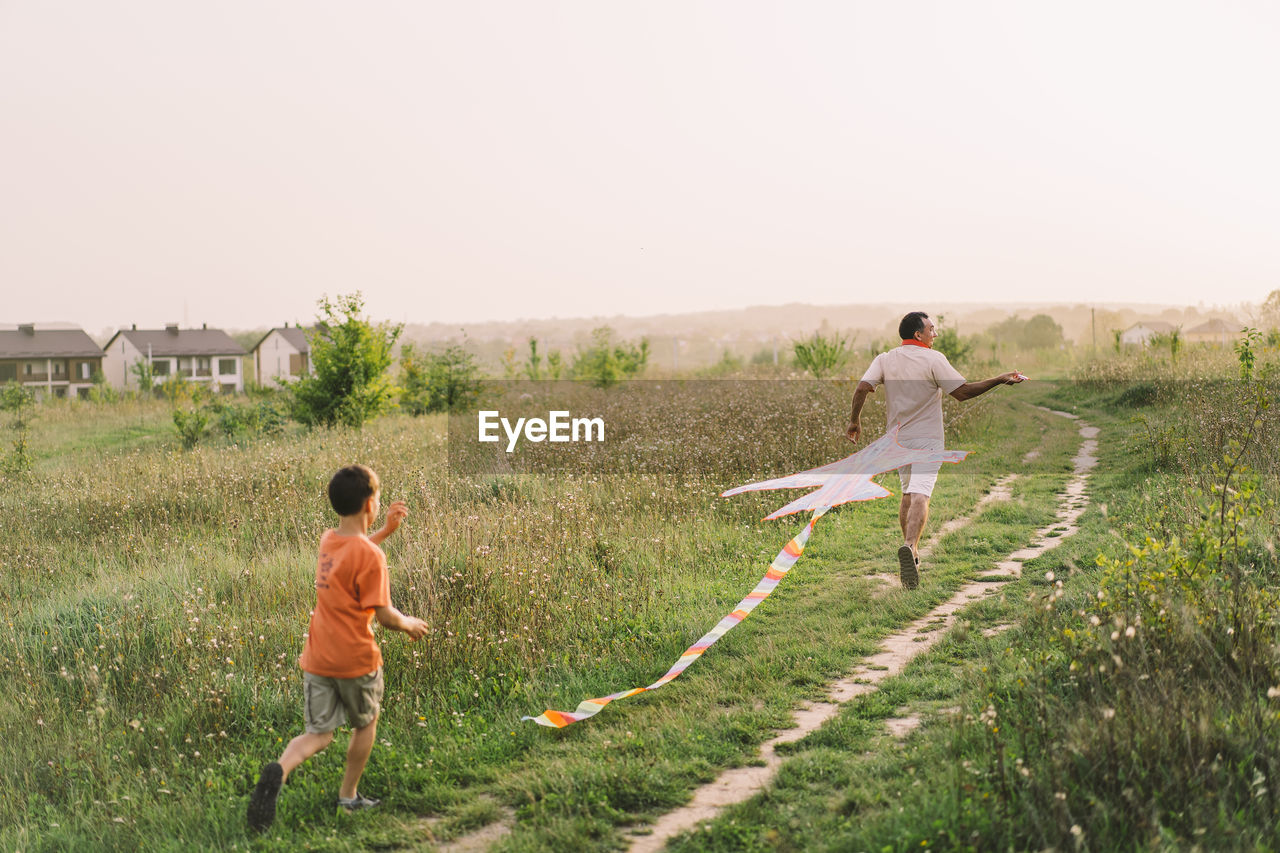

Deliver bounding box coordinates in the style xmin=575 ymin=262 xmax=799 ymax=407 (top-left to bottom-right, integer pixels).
xmin=9 ymin=378 xmax=986 ymax=848
xmin=952 ymin=353 xmax=1280 ymax=848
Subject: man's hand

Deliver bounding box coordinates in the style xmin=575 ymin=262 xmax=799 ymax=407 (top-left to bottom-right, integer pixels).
xmin=401 ymin=616 xmax=428 ymax=641
xmin=1000 ymin=371 xmax=1027 ymax=385
xmin=846 ymin=419 xmax=862 ymax=443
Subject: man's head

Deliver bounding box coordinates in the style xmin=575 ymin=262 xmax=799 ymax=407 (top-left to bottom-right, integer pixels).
xmin=328 ymin=464 xmax=380 ymax=519
xmin=899 ymin=312 xmax=938 ymax=346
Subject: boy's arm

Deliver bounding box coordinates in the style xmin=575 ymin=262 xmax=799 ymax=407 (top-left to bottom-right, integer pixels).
xmin=369 ymin=501 xmax=408 ymax=545
xmin=375 ymin=605 xmax=428 ymax=640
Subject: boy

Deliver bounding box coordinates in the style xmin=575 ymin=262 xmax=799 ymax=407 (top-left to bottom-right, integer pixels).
xmin=247 ymin=464 xmax=429 ymax=832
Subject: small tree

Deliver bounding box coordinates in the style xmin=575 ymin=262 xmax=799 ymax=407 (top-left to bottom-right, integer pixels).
xmin=400 ymin=343 xmax=483 ymax=414
xmin=1169 ymin=326 xmax=1182 ymax=363
xmin=130 ymin=358 xmax=155 ymax=395
xmin=172 ymin=407 xmax=210 ymax=449
xmin=792 ymin=331 xmax=849 ymax=379
xmin=290 ymin=292 xmax=402 ymax=428
xmin=545 ymin=350 xmax=564 ymax=380
xmin=1236 ymin=327 xmax=1262 ymax=381
xmin=572 ymin=327 xmax=649 ymax=388
xmin=524 ymin=338 xmax=542 ymax=380
xmin=1261 ymin=289 xmax=1280 ymax=333
xmin=0 ymin=382 xmax=36 ymax=476
xmin=932 ymin=315 xmax=973 ymax=366
xmin=88 ymin=369 xmax=118 ymax=403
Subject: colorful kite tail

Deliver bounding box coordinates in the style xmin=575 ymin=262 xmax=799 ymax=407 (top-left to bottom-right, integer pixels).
xmin=522 ymin=507 xmax=829 ymax=728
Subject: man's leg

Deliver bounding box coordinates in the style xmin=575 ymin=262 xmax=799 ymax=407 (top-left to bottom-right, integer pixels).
xmin=897 ymin=492 xmax=931 ymax=590
xmin=338 ymin=714 xmax=378 ymax=801
xmin=903 ymin=493 xmax=931 ymax=552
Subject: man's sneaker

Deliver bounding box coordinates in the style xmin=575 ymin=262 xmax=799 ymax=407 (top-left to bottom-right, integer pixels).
xmin=247 ymin=761 xmax=283 ymax=832
xmin=338 ymin=793 xmax=381 ymax=812
xmin=898 ymin=545 xmax=919 ymax=589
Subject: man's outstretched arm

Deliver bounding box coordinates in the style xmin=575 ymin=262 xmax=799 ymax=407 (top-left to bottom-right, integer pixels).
xmin=949 ymin=372 xmax=1024 ymax=402
xmin=846 ymin=380 xmax=876 ymax=442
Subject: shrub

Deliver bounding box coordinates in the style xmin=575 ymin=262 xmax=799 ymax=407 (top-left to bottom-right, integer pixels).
xmin=289 ymin=292 xmax=403 ymax=428
xmin=792 ymin=331 xmax=849 ymax=378
xmin=0 ymin=382 xmax=35 ymax=476
xmin=933 ymin=315 xmax=974 ymax=366
xmin=171 ymin=407 xmax=210 ymax=450
xmin=572 ymin=327 xmax=649 ymax=388
xmin=400 ymin=343 xmax=483 ymax=415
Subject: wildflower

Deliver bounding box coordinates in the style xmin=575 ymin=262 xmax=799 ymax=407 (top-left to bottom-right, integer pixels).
xmin=1101 ymin=708 xmax=1115 ymax=720
xmin=1045 ymin=571 xmax=1055 ymax=582
xmin=1267 ymin=687 xmax=1280 ymax=699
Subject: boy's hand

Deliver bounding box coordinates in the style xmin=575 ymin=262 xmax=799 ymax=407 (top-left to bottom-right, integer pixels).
xmin=382 ymin=501 xmax=408 ymax=534
xmin=401 ymin=616 xmax=429 ymax=641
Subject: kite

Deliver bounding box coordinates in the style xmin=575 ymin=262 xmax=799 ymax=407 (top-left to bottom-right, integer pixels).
xmin=522 ymin=426 xmax=970 ymax=728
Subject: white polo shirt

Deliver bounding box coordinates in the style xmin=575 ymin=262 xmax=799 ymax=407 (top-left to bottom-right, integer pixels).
xmin=860 ymin=345 xmax=966 ymax=442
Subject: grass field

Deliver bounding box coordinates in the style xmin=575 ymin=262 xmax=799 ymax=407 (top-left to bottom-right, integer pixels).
xmin=2 ymin=348 xmax=1278 ymax=851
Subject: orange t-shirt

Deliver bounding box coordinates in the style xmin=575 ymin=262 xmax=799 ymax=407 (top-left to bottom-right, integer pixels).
xmin=298 ymin=530 xmax=391 ymax=678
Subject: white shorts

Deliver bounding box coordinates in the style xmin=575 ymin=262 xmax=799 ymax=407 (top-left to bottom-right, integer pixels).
xmin=896 ymin=437 xmax=944 ymax=497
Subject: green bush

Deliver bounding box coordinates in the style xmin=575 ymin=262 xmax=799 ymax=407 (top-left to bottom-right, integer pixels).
xmin=792 ymin=331 xmax=849 ymax=378
xmin=400 ymin=342 xmax=483 ymax=414
xmin=0 ymin=382 xmax=35 ymax=475
xmin=171 ymin=407 xmax=210 ymax=450
xmin=289 ymin=292 xmax=403 ymax=428
xmin=572 ymin=327 xmax=649 ymax=388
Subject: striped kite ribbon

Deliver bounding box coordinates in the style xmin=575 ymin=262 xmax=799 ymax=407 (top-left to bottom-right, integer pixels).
xmin=522 ymin=507 xmax=828 ymax=728
xmin=522 ymin=426 xmax=969 ymax=728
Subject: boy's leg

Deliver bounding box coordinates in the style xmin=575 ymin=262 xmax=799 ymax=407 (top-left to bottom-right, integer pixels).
xmin=279 ymin=730 xmax=335 ymax=780
xmin=338 ymin=713 xmax=378 ymax=800
xmin=336 ymin=668 xmax=385 ymax=802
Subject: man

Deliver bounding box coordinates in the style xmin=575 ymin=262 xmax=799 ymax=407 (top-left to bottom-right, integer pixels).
xmin=847 ymin=312 xmax=1024 ymax=589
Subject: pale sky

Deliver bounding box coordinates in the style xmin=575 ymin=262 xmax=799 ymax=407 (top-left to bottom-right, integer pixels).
xmin=3 ymin=1 xmax=1278 ymax=330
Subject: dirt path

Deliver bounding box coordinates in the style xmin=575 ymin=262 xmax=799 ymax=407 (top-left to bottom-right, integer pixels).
xmin=627 ymin=413 xmax=1099 ymax=852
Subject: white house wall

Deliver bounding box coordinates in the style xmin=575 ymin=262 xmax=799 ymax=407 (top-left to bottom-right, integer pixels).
xmin=255 ymin=331 xmax=302 ymax=388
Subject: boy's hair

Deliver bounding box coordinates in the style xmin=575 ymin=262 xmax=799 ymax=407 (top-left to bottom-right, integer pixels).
xmin=328 ymin=465 xmax=380 ymax=516
xmin=899 ymin=311 xmax=930 ymax=340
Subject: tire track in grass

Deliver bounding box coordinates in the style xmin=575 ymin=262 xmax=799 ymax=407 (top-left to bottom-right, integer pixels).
xmin=628 ymin=412 xmax=1098 ymax=852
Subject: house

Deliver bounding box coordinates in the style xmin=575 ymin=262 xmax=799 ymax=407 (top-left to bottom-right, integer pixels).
xmin=252 ymin=326 xmax=313 ymax=388
xmin=1119 ymin=321 xmax=1176 ymax=347
xmin=1183 ymin=318 xmax=1241 ymax=347
xmin=103 ymin=323 xmax=247 ymax=393
xmin=0 ymin=324 xmax=105 ymax=399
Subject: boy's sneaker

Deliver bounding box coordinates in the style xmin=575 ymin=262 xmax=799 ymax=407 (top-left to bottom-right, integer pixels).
xmin=338 ymin=793 xmax=381 ymax=812
xmin=247 ymin=762 xmax=283 ymax=832
xmin=898 ymin=545 xmax=919 ymax=589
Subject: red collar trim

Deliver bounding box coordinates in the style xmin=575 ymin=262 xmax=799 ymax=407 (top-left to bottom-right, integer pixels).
xmin=901 ymin=339 xmax=931 ymax=349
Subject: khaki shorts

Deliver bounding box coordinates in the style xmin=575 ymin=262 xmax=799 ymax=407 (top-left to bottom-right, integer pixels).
xmin=896 ymin=437 xmax=945 ymax=497
xmin=303 ymin=668 xmax=384 ymax=733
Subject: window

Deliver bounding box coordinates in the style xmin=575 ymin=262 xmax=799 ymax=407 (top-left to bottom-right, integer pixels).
xmin=218 ymin=358 xmax=237 ymax=375
xmin=24 ymin=363 xmax=32 ymax=375
xmin=80 ymin=362 xmax=91 ymax=380
xmin=151 ymin=360 xmax=170 ymax=376
xmin=54 ymin=361 xmax=64 ymax=375
xmin=0 ymin=364 xmax=15 ymax=381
